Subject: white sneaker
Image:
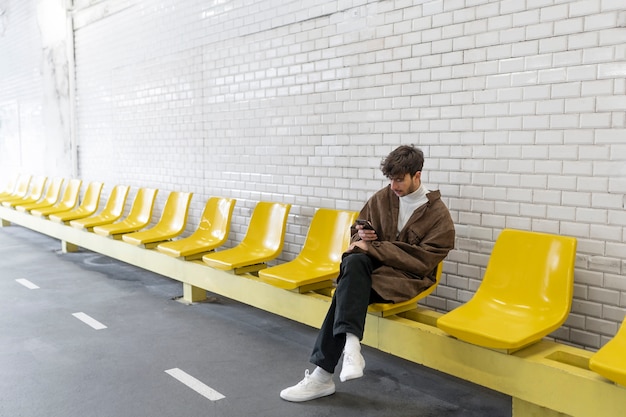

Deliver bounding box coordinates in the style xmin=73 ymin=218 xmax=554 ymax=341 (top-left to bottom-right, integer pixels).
xmin=340 ymin=351 xmax=365 ymax=382
xmin=280 ymin=370 xmax=336 ymax=402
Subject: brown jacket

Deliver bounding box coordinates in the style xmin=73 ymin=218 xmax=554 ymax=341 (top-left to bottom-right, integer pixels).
xmin=347 ymin=186 xmax=455 ymax=303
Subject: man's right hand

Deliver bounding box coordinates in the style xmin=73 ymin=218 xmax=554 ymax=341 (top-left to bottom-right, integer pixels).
xmin=356 ymin=224 xmax=378 ymax=241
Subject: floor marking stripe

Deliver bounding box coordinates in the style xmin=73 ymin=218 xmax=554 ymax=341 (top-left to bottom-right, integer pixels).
xmin=16 ymin=279 xmax=40 ymax=289
xmin=165 ymin=368 xmax=225 ymax=401
xmin=72 ymin=312 xmax=107 ymax=330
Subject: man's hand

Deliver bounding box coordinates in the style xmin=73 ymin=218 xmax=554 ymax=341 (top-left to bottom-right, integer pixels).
xmin=347 ymin=224 xmax=378 ymax=251
xmin=348 ymin=240 xmax=369 ymax=252
xmin=356 ymin=224 xmax=378 ymax=241
xmin=346 ymin=224 xmax=378 ymax=252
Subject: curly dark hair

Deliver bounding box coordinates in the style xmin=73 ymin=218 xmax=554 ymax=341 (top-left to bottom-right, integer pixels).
xmin=380 ymin=145 xmax=424 ymax=178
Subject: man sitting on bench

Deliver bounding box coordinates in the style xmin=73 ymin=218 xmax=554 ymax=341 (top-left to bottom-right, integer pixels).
xmin=280 ymin=144 xmax=456 ymax=402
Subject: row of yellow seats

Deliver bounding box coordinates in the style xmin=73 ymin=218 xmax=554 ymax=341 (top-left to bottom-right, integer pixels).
xmin=2 ymin=174 xmax=625 ymax=388
xmin=1 ymin=174 xmax=406 ymax=313
xmin=0 ymin=175 xmax=198 ymax=249
xmin=0 ymin=176 xmax=98 ymax=218
xmin=0 ymin=176 xmax=221 ymax=256
xmin=0 ymin=174 xmax=360 ymax=292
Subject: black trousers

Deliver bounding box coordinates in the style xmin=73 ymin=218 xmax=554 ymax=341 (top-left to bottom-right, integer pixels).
xmin=309 ymin=252 xmax=384 ymax=373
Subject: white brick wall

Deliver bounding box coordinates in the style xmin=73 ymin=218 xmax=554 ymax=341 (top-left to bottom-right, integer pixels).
xmin=2 ymin=0 xmax=626 ymax=350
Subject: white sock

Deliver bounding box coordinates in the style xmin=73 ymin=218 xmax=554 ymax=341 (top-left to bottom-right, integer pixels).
xmin=311 ymin=366 xmax=332 ymax=382
xmin=344 ymin=333 xmax=361 ymax=354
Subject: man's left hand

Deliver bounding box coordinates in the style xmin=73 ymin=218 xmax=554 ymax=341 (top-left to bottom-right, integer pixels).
xmin=348 ymin=240 xmax=369 ymax=252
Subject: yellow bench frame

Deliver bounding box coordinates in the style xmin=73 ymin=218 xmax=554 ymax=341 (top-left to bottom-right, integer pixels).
xmin=1 ymin=205 xmax=625 ymax=417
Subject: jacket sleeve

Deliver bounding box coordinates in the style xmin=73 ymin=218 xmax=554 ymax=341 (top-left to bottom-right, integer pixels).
xmin=366 ymin=214 xmax=455 ymax=277
xmin=353 ymin=194 xmax=455 ymax=277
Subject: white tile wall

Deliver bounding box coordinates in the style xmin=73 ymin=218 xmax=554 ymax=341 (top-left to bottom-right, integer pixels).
xmin=1 ymin=0 xmax=625 ymax=350
xmin=0 ymin=1 xmax=48 ymax=177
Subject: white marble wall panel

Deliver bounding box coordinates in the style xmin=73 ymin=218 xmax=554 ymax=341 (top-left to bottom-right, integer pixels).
xmin=0 ymin=0 xmax=72 ymax=179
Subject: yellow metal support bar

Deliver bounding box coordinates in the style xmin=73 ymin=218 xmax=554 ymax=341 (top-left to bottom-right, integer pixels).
xmin=62 ymin=240 xmax=80 ymax=253
xmin=294 ymin=280 xmax=333 ymax=293
xmin=183 ymin=283 xmax=207 ymax=303
xmin=182 ymin=251 xmax=213 ymax=261
xmin=373 ymin=311 xmax=625 ymax=417
xmin=513 ymin=398 xmax=570 ymax=417
xmin=1 ymin=206 xmax=625 ymax=417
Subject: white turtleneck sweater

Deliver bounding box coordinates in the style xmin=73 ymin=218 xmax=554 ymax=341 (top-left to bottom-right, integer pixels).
xmin=398 ymin=184 xmax=429 ymax=233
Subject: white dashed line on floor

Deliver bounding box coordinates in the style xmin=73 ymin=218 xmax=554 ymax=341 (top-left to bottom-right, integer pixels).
xmin=165 ymin=368 xmax=225 ymax=401
xmin=72 ymin=312 xmax=108 ymax=330
xmin=15 ymin=278 xmax=40 ymax=289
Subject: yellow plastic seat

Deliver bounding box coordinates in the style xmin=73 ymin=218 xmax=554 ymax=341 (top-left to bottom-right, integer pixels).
xmin=0 ymin=174 xmax=31 ymax=202
xmin=202 ymin=201 xmax=291 ymax=274
xmin=0 ymin=174 xmax=19 ymax=198
xmin=589 ymin=316 xmax=626 ymax=387
xmin=70 ymin=185 xmax=130 ymax=231
xmin=1 ymin=176 xmax=47 ymax=208
xmin=368 ymin=261 xmax=444 ymax=317
xmin=92 ymin=188 xmax=158 ymax=239
xmin=30 ymin=179 xmax=82 ymax=218
xmin=258 ymin=208 xmax=358 ymax=292
xmin=49 ymin=182 xmax=104 ymax=224
xmin=157 ymin=197 xmax=236 ymax=260
xmin=15 ymin=178 xmax=65 ymax=213
xmin=122 ymin=191 xmax=193 ymax=248
xmin=436 ymin=229 xmax=577 ymax=351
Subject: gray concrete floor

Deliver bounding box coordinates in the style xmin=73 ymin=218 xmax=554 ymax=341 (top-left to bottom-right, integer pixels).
xmin=0 ymin=226 xmax=511 ymax=417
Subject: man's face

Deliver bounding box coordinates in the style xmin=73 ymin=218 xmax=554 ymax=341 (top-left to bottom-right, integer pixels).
xmin=389 ymin=172 xmax=421 ymax=197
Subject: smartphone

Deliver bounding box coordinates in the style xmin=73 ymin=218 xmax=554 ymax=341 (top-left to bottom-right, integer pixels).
xmin=355 ymin=219 xmax=378 ymax=238
xmin=355 ymin=219 xmax=375 ymax=230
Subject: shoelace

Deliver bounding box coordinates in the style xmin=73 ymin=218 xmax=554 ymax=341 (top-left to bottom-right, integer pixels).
xmin=298 ymin=369 xmax=313 ymax=386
